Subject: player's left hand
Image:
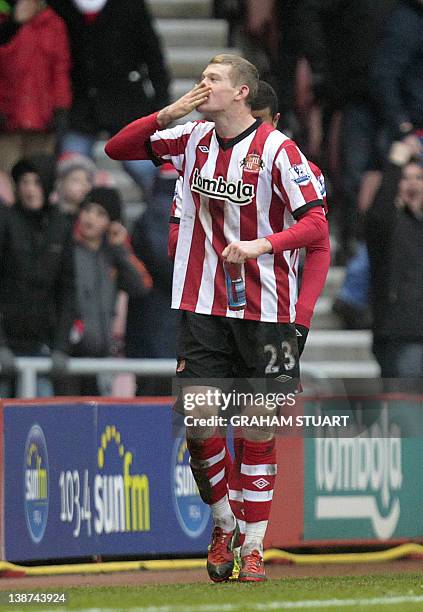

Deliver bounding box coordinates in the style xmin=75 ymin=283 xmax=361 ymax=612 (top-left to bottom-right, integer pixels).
xmin=222 ymin=238 xmax=272 ymax=263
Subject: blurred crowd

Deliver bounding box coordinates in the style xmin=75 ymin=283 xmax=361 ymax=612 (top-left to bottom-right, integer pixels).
xmin=0 ymin=0 xmax=422 ymax=395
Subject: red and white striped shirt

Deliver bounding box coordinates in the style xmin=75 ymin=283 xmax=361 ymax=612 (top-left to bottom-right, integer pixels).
xmin=149 ymin=118 xmax=322 ymax=322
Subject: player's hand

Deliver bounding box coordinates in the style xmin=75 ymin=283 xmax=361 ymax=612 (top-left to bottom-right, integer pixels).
xmin=14 ymin=0 xmax=39 ymax=23
xmin=222 ymin=238 xmax=272 ymax=263
xmin=295 ymin=324 xmax=309 ymax=357
xmin=108 ymin=221 xmax=128 ymax=246
xmin=157 ymin=83 xmax=212 ymax=127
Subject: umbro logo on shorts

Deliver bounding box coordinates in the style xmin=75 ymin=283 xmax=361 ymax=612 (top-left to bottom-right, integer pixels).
xmin=275 ymin=374 xmax=293 ymax=383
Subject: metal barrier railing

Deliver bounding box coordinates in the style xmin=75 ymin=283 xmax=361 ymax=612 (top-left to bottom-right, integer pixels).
xmin=6 ymin=357 xmax=177 ymax=399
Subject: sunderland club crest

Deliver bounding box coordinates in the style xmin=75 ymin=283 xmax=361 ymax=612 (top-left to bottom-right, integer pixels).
xmin=240 ymin=152 xmax=264 ymax=173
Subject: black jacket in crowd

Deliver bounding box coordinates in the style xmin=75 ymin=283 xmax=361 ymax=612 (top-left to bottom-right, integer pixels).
xmin=0 ymin=203 xmax=74 ymax=354
xmin=372 ymin=0 xmax=423 ymax=138
xmin=366 ymin=163 xmax=423 ymax=340
xmin=296 ymin=0 xmax=397 ymax=109
xmin=47 ymin=0 xmax=170 ymax=135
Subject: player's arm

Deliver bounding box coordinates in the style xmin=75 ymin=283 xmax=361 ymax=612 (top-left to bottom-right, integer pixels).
xmin=295 ymin=232 xmax=331 ymax=354
xmin=105 ymin=83 xmax=211 ymax=161
xmin=222 ymin=206 xmax=327 ymax=262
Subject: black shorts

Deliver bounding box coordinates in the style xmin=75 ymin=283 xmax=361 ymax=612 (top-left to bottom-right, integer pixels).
xmin=173 ymin=312 xmax=300 ymax=421
xmin=176 ymin=311 xmax=300 ymax=383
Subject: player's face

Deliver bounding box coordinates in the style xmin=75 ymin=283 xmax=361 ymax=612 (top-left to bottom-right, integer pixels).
xmin=252 ymin=107 xmax=280 ymax=128
xmin=197 ymin=64 xmax=243 ymax=114
xmin=17 ymin=172 xmax=44 ymax=210
xmin=399 ymin=162 xmax=423 ymax=214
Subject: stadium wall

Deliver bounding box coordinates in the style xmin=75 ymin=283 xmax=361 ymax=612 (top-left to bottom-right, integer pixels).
xmin=0 ymin=397 xmax=421 ymax=562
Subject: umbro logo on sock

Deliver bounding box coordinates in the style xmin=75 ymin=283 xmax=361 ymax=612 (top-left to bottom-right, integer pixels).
xmin=252 ymin=478 xmax=269 ymax=489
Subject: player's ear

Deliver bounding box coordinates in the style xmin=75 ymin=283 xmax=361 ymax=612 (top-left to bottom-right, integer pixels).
xmin=273 ymin=113 xmax=281 ymax=128
xmin=235 ymin=84 xmax=249 ymax=101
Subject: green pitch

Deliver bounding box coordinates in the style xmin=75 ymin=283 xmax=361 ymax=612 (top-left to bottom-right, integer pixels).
xmin=1 ymin=573 xmax=423 ymax=612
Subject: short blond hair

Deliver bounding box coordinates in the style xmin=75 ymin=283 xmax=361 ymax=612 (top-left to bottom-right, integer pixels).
xmin=208 ymin=54 xmax=259 ymax=106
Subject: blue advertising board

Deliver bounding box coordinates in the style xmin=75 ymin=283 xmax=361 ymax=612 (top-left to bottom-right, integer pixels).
xmin=4 ymin=400 xmax=212 ymax=562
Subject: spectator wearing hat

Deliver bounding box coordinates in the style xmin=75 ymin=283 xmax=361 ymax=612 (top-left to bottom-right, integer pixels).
xmin=56 ymin=186 xmax=150 ymax=395
xmin=0 ymin=0 xmax=72 ymax=171
xmin=0 ymin=157 xmax=74 ymax=397
xmin=55 ymin=154 xmax=96 ymax=218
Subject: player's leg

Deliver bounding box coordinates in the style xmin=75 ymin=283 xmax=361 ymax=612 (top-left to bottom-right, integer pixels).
xmin=239 ymin=434 xmax=276 ymax=582
xmin=176 ymin=312 xmax=237 ymax=582
xmin=234 ymin=321 xmax=299 ymax=581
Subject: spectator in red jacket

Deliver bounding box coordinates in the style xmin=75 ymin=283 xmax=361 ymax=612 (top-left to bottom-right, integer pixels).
xmin=0 ymin=0 xmax=72 ymax=172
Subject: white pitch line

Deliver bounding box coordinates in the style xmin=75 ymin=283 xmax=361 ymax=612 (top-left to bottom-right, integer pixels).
xmin=58 ymin=594 xmax=423 ymax=612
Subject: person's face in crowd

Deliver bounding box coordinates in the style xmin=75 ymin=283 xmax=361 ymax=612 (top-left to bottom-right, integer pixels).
xmin=252 ymin=106 xmax=280 ymax=128
xmin=17 ymin=172 xmax=44 ymax=210
xmin=399 ymin=162 xmax=423 ymax=214
xmin=197 ymin=64 xmax=248 ymax=114
xmin=79 ymin=203 xmax=110 ymax=241
xmin=62 ymin=169 xmax=92 ymax=207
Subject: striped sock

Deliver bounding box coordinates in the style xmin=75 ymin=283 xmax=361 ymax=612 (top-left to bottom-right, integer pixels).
xmin=241 ymin=438 xmax=277 ymax=554
xmin=187 ymin=436 xmax=230 ymax=505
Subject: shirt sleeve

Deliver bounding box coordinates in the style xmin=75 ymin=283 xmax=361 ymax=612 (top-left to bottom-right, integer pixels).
xmin=273 ymin=142 xmax=323 ymax=219
xmin=148 ymin=122 xmax=200 ymax=171
xmin=265 ymin=206 xmax=328 ymax=254
xmin=105 ymin=114 xmax=199 ymax=167
xmin=105 ymin=112 xmax=162 ymax=160
xmin=295 ymin=232 xmax=331 ymax=328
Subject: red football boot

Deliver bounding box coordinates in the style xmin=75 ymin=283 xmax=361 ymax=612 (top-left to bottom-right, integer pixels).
xmin=238 ymin=549 xmax=266 ymax=582
xmin=206 ymin=526 xmax=238 ymax=582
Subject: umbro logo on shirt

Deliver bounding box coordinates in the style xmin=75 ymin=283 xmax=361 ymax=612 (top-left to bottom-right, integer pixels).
xmin=198 ymin=145 xmax=209 ymax=153
xmin=191 ymin=169 xmax=255 ymax=205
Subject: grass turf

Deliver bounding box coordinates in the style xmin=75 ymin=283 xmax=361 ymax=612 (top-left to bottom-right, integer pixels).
xmin=1 ymin=573 xmax=422 ymax=611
